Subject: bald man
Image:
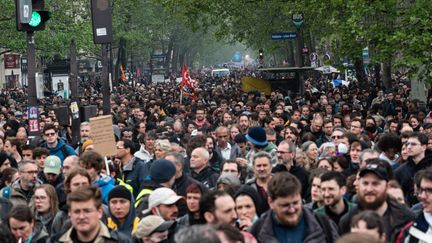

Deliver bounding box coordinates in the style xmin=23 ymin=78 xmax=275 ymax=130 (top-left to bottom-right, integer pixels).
xmin=190 ymin=147 xmax=219 ymax=189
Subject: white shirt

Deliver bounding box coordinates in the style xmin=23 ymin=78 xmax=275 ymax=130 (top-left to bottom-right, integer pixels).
xmin=220 ymin=142 xmax=232 ymax=160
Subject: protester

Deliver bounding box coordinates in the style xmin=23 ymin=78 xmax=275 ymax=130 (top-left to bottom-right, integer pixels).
xmin=40 ymin=124 xmax=76 ymax=162
xmin=190 ymin=147 xmax=219 ymax=189
xmin=177 ymin=183 xmax=205 ymax=226
xmin=398 ymin=168 xmax=432 ymax=242
xmin=31 ymin=184 xmax=61 ymax=235
xmin=340 ymin=162 xmax=415 ymax=242
xmin=8 ymin=204 xmax=48 ymax=243
xmin=200 ymin=190 xmax=237 ymax=226
xmin=10 ymin=160 xmax=41 ymax=205
xmin=107 ymin=185 xmax=139 ymax=235
xmin=79 ymin=150 xmax=115 ymax=204
xmin=49 ymin=186 xmax=132 ymax=242
xmin=250 ymin=172 xmax=339 ymax=242
xmin=233 ymin=185 xmax=263 ymax=231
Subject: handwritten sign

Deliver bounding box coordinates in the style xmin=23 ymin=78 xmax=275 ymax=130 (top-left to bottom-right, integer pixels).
xmin=90 ymin=115 xmax=116 ymax=157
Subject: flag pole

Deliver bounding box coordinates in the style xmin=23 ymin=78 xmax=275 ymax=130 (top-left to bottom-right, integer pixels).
xmin=180 ymin=88 xmax=183 ymax=104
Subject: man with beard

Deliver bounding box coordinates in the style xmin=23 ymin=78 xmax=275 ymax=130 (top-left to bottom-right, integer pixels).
xmin=315 ymin=171 xmax=355 ymax=225
xmin=194 ymin=106 xmax=210 ymax=130
xmin=143 ymin=187 xmax=184 ymax=242
xmin=272 ymin=140 xmax=310 ymax=199
xmin=200 ymin=190 xmax=237 ymax=226
xmin=247 ymin=151 xmax=273 ymax=212
xmin=339 ymin=162 xmax=415 ymax=242
xmin=250 ymin=172 xmax=339 ymax=242
xmin=10 ymin=160 xmax=41 ymax=205
xmin=238 ymin=114 xmax=250 ymax=134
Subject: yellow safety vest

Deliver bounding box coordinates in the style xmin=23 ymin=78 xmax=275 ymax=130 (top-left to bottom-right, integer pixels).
xmin=134 ymin=188 xmax=153 ymax=208
xmin=117 ymin=178 xmax=134 ymax=194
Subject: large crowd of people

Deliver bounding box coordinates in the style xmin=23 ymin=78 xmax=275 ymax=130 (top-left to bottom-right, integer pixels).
xmin=0 ymin=71 xmax=431 ymax=243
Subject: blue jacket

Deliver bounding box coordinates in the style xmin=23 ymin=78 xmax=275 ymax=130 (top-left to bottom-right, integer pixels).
xmin=43 ymin=139 xmax=77 ymax=163
xmin=95 ymin=175 xmax=115 ymax=204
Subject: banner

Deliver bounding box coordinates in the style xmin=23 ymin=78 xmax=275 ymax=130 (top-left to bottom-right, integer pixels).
xmin=181 ymin=64 xmax=197 ymax=100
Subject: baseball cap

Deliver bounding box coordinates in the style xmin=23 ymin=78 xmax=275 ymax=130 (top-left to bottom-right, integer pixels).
xmin=142 ymin=188 xmax=183 ymax=214
xmin=359 ymin=164 xmax=389 ymax=181
xmin=134 ymin=215 xmax=174 ymax=238
xmin=43 ymin=156 xmax=61 ymax=175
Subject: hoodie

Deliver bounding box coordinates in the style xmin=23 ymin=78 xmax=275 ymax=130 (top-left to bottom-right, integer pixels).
xmin=95 ymin=175 xmax=115 ymax=204
xmin=107 ymin=197 xmax=139 ymax=235
xmin=42 ymin=139 xmax=77 ymax=163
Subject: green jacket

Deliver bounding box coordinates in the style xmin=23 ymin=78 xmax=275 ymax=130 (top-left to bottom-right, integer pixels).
xmin=314 ymin=198 xmax=356 ymax=216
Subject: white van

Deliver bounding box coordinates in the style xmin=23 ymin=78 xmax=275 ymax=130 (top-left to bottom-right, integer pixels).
xmin=211 ymin=68 xmax=230 ymax=78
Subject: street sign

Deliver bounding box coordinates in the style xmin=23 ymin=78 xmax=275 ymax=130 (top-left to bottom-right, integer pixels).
xmin=292 ymin=13 xmax=304 ymax=28
xmin=271 ymin=32 xmax=297 ymax=40
xmin=4 ymin=54 xmax=18 ymax=69
xmin=309 ymin=52 xmax=318 ymax=61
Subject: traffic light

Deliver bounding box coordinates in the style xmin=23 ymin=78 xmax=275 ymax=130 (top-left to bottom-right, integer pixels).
xmin=259 ymin=49 xmax=264 ymax=60
xmin=16 ymin=0 xmax=50 ymax=32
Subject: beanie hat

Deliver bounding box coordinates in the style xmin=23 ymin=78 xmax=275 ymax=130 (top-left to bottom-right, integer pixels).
xmin=82 ymin=139 xmax=93 ymax=151
xmin=108 ymin=185 xmax=132 ymax=202
xmin=245 ymin=126 xmax=268 ymax=146
xmin=150 ymin=159 xmax=176 ymax=184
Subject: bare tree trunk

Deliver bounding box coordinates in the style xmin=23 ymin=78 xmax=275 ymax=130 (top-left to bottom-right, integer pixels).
xmin=354 ymin=57 xmax=367 ymax=86
xmin=382 ymin=62 xmax=392 ymax=91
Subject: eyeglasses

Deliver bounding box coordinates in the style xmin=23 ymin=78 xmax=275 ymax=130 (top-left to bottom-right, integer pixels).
xmin=34 ymin=196 xmax=47 ymax=201
xmin=331 ymin=135 xmax=342 ymax=139
xmin=416 ymin=187 xmax=432 ymax=197
xmin=44 ymin=132 xmax=56 ymax=137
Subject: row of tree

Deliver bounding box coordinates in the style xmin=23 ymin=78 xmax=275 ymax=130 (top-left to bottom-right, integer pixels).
xmin=159 ymin=0 xmax=432 ymax=87
xmin=0 ymin=0 xmax=242 ymax=81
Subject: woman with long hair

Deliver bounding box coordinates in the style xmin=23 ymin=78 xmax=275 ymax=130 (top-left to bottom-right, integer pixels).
xmin=31 ymin=184 xmax=61 ymax=234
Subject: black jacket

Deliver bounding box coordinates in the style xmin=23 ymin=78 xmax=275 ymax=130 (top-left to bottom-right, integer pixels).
xmin=250 ymin=207 xmax=339 ymax=243
xmin=394 ymin=152 xmax=432 ymax=206
xmin=173 ymin=173 xmax=206 ymax=217
xmin=191 ymin=166 xmax=219 ymax=189
xmin=339 ymin=197 xmax=416 ymax=242
xmin=272 ymin=163 xmax=310 ymax=200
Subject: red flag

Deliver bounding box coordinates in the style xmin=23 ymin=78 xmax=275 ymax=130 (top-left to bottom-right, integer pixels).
xmin=181 ymin=64 xmax=197 ymax=100
xmin=120 ymin=64 xmax=126 ymax=81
